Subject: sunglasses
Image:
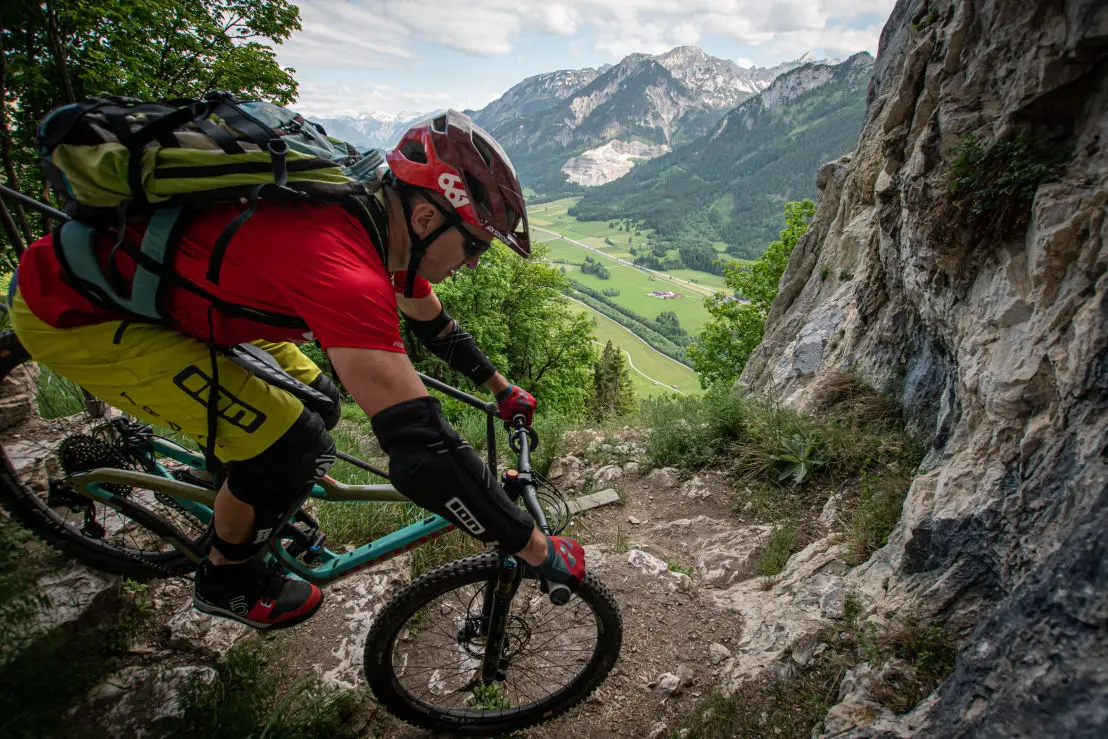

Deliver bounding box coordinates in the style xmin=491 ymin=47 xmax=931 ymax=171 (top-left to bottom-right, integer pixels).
xmin=460 ymin=228 xmax=493 ymax=259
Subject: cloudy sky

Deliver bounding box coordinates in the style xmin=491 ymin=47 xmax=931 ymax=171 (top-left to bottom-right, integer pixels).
xmin=275 ymin=0 xmax=898 ymax=119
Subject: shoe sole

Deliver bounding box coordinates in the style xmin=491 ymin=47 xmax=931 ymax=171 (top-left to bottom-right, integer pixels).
xmin=192 ymin=592 xmax=324 ymax=630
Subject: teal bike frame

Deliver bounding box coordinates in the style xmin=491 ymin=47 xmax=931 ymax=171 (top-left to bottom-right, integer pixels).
xmin=65 ymin=372 xmax=509 ymax=587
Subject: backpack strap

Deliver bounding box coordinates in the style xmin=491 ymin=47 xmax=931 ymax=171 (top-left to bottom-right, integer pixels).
xmin=53 ymin=207 xmax=182 ymax=321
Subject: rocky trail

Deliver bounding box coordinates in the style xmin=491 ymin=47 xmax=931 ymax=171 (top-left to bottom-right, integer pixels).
xmin=9 ymin=427 xmax=858 ymax=739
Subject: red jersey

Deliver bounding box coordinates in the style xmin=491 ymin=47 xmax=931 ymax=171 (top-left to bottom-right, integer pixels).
xmin=17 ymin=200 xmax=433 ymax=352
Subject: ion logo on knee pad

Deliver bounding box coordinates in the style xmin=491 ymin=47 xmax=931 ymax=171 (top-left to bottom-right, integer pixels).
xmin=445 ymin=497 xmax=486 ymax=536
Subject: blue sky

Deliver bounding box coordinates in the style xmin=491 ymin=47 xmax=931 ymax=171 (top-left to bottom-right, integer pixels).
xmin=275 ymin=1 xmax=898 ymax=118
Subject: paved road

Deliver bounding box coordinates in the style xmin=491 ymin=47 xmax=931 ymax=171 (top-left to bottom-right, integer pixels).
xmin=532 ymin=225 xmax=718 ymax=298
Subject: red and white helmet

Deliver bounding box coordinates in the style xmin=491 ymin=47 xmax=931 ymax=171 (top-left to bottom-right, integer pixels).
xmin=386 ymin=109 xmax=531 ymax=257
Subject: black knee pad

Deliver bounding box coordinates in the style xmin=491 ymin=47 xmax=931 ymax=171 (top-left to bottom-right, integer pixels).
xmin=310 ymin=372 xmax=342 ymax=430
xmin=226 ymin=408 xmax=336 ymax=513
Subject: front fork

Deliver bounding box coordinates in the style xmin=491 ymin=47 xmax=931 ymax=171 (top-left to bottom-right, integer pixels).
xmin=479 ymin=553 xmax=525 ymax=683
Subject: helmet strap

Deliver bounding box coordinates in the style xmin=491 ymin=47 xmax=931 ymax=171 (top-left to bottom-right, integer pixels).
xmin=396 ymin=184 xmax=457 ymax=298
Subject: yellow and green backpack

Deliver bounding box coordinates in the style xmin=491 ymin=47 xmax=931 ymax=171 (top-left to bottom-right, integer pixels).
xmin=36 ymin=91 xmax=386 ymax=322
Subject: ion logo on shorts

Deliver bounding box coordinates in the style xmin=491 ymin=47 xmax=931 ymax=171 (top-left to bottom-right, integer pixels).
xmin=445 ymin=497 xmax=485 ymax=536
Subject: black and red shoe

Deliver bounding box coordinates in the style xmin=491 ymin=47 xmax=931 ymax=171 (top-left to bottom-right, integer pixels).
xmin=193 ymin=558 xmax=323 ymax=629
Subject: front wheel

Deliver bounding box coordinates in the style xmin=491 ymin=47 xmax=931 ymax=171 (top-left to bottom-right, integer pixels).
xmin=364 ymin=552 xmax=622 ymax=735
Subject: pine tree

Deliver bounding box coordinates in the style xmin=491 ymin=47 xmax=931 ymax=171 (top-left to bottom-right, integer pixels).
xmin=589 ymin=341 xmax=636 ymax=421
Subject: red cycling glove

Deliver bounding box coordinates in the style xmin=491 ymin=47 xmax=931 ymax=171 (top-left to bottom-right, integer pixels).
xmin=535 ymin=535 xmax=586 ymax=604
xmin=495 ymin=384 xmax=536 ymax=426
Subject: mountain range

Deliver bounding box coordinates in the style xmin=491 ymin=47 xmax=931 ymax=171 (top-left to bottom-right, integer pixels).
xmin=307 ymin=47 xmax=828 ymax=173
xmin=571 ymin=52 xmax=874 ymax=259
xmin=305 ymin=45 xmax=871 ymax=261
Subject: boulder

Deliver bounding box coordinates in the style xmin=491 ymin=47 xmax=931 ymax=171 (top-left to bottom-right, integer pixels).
xmin=644 ymin=467 xmax=680 ymax=489
xmin=86 ymin=665 xmax=216 ymax=737
xmin=627 ymin=549 xmax=668 ymax=577
xmin=695 ymin=525 xmax=774 ymax=588
xmin=547 ymin=455 xmax=585 ymax=491
xmin=593 ymin=464 xmax=623 ymax=488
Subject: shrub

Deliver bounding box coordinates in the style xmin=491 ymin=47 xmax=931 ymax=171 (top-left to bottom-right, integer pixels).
xmin=948 ymin=132 xmax=1070 ymax=238
xmin=641 ymin=385 xmax=745 ymax=471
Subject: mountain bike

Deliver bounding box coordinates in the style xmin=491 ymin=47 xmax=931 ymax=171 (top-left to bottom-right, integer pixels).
xmin=0 ymin=328 xmax=622 ymax=735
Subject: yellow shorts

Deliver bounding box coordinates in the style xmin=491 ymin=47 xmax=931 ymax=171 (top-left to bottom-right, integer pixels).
xmin=10 ymin=290 xmax=323 ymax=462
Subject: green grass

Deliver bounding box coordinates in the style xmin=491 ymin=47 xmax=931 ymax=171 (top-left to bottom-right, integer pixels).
xmin=642 ymin=374 xmax=924 ymax=561
xmin=563 ymin=261 xmax=711 ymax=332
xmin=757 ymin=524 xmax=796 ymax=578
xmin=568 ymin=300 xmax=699 ymax=396
xmin=163 ymin=642 xmax=364 ymax=738
xmin=846 ymin=470 xmax=912 ymax=565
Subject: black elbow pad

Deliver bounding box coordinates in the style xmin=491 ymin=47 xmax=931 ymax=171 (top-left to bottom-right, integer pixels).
xmin=371 ymin=396 xmax=533 ymax=552
xmin=404 ymin=309 xmax=496 ymax=385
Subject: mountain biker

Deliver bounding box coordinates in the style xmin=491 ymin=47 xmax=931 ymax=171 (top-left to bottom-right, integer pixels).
xmin=9 ymin=109 xmax=586 ymax=629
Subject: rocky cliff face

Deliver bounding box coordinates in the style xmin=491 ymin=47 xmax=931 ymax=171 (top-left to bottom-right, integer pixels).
xmin=738 ymin=0 xmax=1108 ymax=735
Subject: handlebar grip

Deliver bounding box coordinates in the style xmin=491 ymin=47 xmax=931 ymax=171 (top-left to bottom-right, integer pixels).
xmin=548 ymin=583 xmax=571 ymax=606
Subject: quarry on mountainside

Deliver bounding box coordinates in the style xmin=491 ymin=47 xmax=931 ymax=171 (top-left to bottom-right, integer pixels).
xmin=561 ymin=140 xmax=672 ymax=187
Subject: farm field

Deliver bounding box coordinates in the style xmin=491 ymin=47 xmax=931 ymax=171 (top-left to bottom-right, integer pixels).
xmin=563 ymin=262 xmax=710 ymax=333
xmin=665 ymin=268 xmax=728 ymax=291
xmin=568 ymin=299 xmax=700 ymax=397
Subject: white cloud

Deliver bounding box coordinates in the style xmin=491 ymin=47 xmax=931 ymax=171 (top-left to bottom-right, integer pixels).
xmin=280 ymin=0 xmax=895 ymax=68
xmin=279 ymin=1 xmax=895 ymax=114
xmin=291 ymin=81 xmax=491 ymax=119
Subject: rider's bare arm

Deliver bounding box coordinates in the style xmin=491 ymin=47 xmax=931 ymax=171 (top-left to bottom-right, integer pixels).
xmin=327 ymin=346 xmax=545 ymax=564
xmin=395 ymin=291 xmax=510 ymax=395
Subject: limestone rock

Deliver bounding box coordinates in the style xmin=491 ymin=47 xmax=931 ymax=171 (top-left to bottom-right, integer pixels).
xmin=819 ymin=581 xmax=845 ymax=619
xmin=165 ymin=600 xmax=250 ymax=659
xmin=566 ymin=488 xmax=621 ymax=513
xmin=708 ymin=642 xmax=732 ymax=665
xmin=622 ymin=461 xmax=642 ymax=476
xmin=652 ymin=672 xmax=682 ymax=699
xmin=695 ymin=525 xmax=774 ymax=588
xmin=644 ymin=467 xmax=680 ymax=489
xmin=318 ymin=554 xmax=413 ymax=689
xmin=593 ymin=464 xmax=623 ymax=488
xmin=666 ymin=571 xmax=694 ymax=593
xmin=547 ymin=455 xmax=585 ymax=490
xmin=627 ymin=549 xmax=668 ymax=577
xmin=713 ymin=537 xmax=849 ymax=685
xmin=818 ymin=491 xmax=845 ymax=529
xmin=32 ymin=566 xmax=119 ymax=636
xmin=728 ymin=0 xmax=1108 ymax=733
xmin=87 ymin=665 xmax=215 ymax=737
xmin=680 ymin=476 xmax=712 ymax=499
xmin=645 ymin=720 xmax=668 ymax=739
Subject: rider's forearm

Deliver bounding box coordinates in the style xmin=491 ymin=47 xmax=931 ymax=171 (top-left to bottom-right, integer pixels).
xmin=404 ymin=309 xmax=496 ymax=386
xmin=484 ymin=371 xmax=510 ymax=396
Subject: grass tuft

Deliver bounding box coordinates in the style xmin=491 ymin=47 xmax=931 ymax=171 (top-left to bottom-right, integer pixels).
xmin=164 ymin=643 xmax=363 ymax=739
xmin=757 ymin=525 xmax=796 ymax=578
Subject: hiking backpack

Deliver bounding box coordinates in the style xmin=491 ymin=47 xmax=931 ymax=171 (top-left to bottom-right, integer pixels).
xmin=36 ymin=91 xmax=388 ymax=323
